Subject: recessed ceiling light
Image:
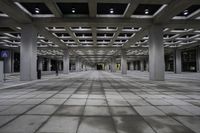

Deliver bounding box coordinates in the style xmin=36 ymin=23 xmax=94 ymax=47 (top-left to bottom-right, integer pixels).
xmin=183 ymin=10 xmax=188 ymax=16
xmin=144 ymin=9 xmax=149 ymax=15
xmin=72 ymin=8 xmax=75 ymax=13
xmin=35 ymin=8 xmax=40 ymax=14
xmin=110 ymin=8 xmax=114 ymax=14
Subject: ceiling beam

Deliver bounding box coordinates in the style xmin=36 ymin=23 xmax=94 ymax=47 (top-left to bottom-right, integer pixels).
xmin=91 ymin=26 xmax=97 ymax=46
xmin=65 ymin=27 xmax=80 ymax=45
xmin=88 ymin=0 xmax=97 ymax=17
xmin=108 ymin=27 xmax=123 ymax=46
xmin=123 ymin=28 xmax=149 ymax=48
xmin=33 ymin=17 xmax=152 ymax=27
xmin=44 ymin=0 xmax=63 ymax=17
xmin=154 ymin=0 xmax=193 ymax=23
xmin=0 ymin=0 xmax=31 ymax=23
xmin=124 ymin=0 xmax=140 ymax=18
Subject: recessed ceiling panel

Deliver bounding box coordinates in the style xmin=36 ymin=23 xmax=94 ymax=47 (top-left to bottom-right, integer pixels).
xmin=20 ymin=3 xmax=52 ymax=14
xmin=57 ymin=3 xmax=89 ymax=15
xmin=133 ymin=4 xmax=162 ymax=15
xmin=97 ymin=3 xmax=128 ymax=15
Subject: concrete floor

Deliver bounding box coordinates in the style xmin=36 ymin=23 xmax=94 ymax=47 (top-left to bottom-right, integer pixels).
xmin=0 ymin=71 xmax=200 ymax=133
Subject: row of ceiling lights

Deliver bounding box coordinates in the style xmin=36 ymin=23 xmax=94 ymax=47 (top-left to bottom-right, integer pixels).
xmin=34 ymin=6 xmax=189 ymax=16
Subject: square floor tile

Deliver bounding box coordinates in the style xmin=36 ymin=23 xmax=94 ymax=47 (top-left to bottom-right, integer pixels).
xmin=26 ymin=105 xmax=58 ymax=115
xmin=52 ymin=94 xmax=70 ymax=99
xmin=0 ymin=116 xmax=16 ymax=127
xmin=56 ymin=105 xmax=84 ymax=116
xmin=86 ymin=99 xmax=107 ymax=106
xmin=84 ymin=106 xmax=110 ymax=116
xmin=157 ymin=106 xmax=193 ymax=116
xmin=20 ymin=99 xmax=45 ymax=105
xmin=110 ymin=106 xmax=137 ymax=116
xmin=128 ymin=99 xmax=150 ymax=106
xmin=43 ymin=98 xmax=66 ymax=105
xmin=113 ymin=116 xmax=155 ymax=133
xmin=0 ymin=115 xmax=48 ymax=133
xmin=64 ymin=99 xmax=87 ymax=105
xmin=38 ymin=116 xmax=80 ymax=133
xmin=174 ymin=116 xmax=200 ymax=133
xmin=0 ymin=105 xmax=33 ymax=115
xmin=178 ymin=105 xmax=200 ymax=115
xmin=144 ymin=116 xmax=194 ymax=133
xmin=77 ymin=117 xmax=116 ymax=133
xmin=134 ymin=106 xmax=166 ymax=116
xmin=146 ymin=99 xmax=172 ymax=106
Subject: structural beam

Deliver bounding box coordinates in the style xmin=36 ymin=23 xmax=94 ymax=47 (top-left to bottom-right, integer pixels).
xmin=44 ymin=0 xmax=63 ymax=17
xmin=154 ymin=0 xmax=193 ymax=23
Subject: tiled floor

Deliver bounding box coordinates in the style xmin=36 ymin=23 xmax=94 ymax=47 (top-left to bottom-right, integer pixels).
xmin=0 ymin=71 xmax=200 ymax=133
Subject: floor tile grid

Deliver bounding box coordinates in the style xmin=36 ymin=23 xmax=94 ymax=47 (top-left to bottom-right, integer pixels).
xmin=0 ymin=77 xmax=79 ymax=130
xmin=33 ymin=76 xmax=91 ymax=133
xmin=74 ymin=76 xmax=98 ymax=133
xmin=97 ymin=75 xmax=119 ymax=133
xmin=103 ymin=72 xmax=198 ymax=133
xmin=103 ymin=74 xmax=159 ymax=133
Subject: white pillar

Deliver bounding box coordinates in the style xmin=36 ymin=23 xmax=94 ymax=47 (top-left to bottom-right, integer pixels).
xmin=135 ymin=61 xmax=139 ymax=70
xmin=38 ymin=57 xmax=43 ymax=71
xmin=149 ymin=25 xmax=164 ymax=81
xmin=146 ymin=60 xmax=149 ymax=71
xmin=76 ymin=57 xmax=80 ymax=72
xmin=11 ymin=51 xmax=14 ymax=73
xmin=4 ymin=50 xmax=12 ymax=73
xmin=196 ymin=47 xmax=200 ymax=72
xmin=140 ymin=60 xmax=144 ymax=72
xmin=20 ymin=24 xmax=37 ymax=81
xmin=105 ymin=63 xmax=109 ymax=71
xmin=111 ymin=57 xmax=116 ymax=72
xmin=130 ymin=62 xmax=134 ymax=71
xmin=47 ymin=59 xmax=51 ymax=71
xmin=174 ymin=49 xmax=182 ymax=74
xmin=63 ymin=49 xmax=69 ymax=74
xmin=0 ymin=61 xmax=3 ymax=82
xmin=121 ymin=50 xmax=127 ymax=74
xmin=58 ymin=61 xmax=62 ymax=71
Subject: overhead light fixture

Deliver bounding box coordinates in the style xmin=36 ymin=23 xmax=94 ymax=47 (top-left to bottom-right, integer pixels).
xmin=183 ymin=10 xmax=188 ymax=16
xmin=72 ymin=8 xmax=75 ymax=13
xmin=110 ymin=8 xmax=114 ymax=14
xmin=145 ymin=9 xmax=149 ymax=15
xmin=35 ymin=8 xmax=40 ymax=14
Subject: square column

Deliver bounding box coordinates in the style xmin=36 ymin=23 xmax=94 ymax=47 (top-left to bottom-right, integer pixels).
xmin=63 ymin=49 xmax=69 ymax=74
xmin=196 ymin=47 xmax=200 ymax=72
xmin=135 ymin=61 xmax=139 ymax=70
xmin=140 ymin=60 xmax=144 ymax=72
xmin=129 ymin=61 xmax=133 ymax=71
xmin=146 ymin=59 xmax=149 ymax=71
xmin=38 ymin=57 xmax=43 ymax=71
xmin=76 ymin=57 xmax=80 ymax=72
xmin=174 ymin=49 xmax=182 ymax=74
xmin=58 ymin=61 xmax=62 ymax=71
xmin=4 ymin=50 xmax=12 ymax=73
xmin=47 ymin=59 xmax=51 ymax=71
xmin=111 ymin=57 xmax=116 ymax=72
xmin=11 ymin=51 xmax=14 ymax=73
xmin=20 ymin=24 xmax=37 ymax=81
xmin=0 ymin=61 xmax=3 ymax=82
xmin=149 ymin=25 xmax=164 ymax=81
xmin=121 ymin=50 xmax=127 ymax=74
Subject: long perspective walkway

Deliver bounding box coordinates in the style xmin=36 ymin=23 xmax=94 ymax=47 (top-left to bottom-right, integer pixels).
xmin=0 ymin=71 xmax=200 ymax=133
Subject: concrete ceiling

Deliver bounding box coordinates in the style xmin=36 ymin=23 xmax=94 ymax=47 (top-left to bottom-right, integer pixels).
xmin=0 ymin=0 xmax=200 ymax=63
